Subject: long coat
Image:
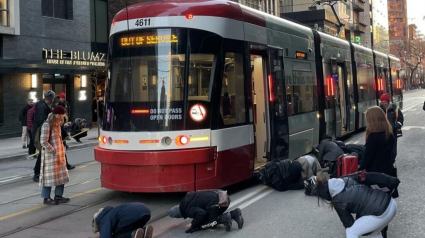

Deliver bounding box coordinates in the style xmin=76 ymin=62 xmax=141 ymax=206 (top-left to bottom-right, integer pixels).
xmin=39 ymin=122 xmax=69 ymax=187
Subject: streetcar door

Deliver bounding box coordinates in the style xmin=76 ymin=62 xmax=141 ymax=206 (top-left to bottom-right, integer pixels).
xmin=268 ymin=48 xmax=289 ymax=160
xmin=250 ymin=47 xmax=271 ymax=166
xmin=331 ymin=60 xmax=350 ymax=137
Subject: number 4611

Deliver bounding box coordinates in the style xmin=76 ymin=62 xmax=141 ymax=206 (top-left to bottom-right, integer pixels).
xmin=135 ymin=18 xmax=151 ymax=27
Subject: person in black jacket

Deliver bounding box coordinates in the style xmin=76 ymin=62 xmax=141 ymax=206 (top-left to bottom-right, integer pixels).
xmin=19 ymin=99 xmax=34 ymax=149
xmin=167 ymin=190 xmax=244 ymax=233
xmin=316 ymin=134 xmax=344 ymax=166
xmin=379 ymin=93 xmax=403 ymax=164
xmin=92 ymin=202 xmax=153 ymax=238
xmin=360 ymin=106 xmax=395 ymax=177
xmin=316 ymin=173 xmax=397 ymax=238
xmin=32 ymin=90 xmax=55 ymax=182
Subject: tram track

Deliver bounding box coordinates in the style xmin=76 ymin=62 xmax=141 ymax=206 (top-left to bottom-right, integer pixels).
xmin=0 ymin=191 xmax=126 ymax=238
xmin=0 ymin=176 xmax=100 ymax=206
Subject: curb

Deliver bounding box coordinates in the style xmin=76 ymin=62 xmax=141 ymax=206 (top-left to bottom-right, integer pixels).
xmin=0 ymin=141 xmax=98 ymax=164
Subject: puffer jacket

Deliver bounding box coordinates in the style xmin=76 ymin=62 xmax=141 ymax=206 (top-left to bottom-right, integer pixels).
xmin=179 ymin=191 xmax=219 ymax=228
xmin=317 ymin=139 xmax=344 ymax=165
xmin=331 ymin=177 xmax=391 ymax=228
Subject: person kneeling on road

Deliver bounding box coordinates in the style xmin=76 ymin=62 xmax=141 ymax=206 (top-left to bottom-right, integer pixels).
xmin=315 ymin=173 xmax=397 ymax=238
xmin=92 ymin=202 xmax=153 ymax=238
xmin=167 ymin=190 xmax=244 ymax=233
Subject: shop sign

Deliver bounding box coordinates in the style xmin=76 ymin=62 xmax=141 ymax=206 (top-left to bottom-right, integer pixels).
xmin=42 ymin=48 xmax=106 ymax=67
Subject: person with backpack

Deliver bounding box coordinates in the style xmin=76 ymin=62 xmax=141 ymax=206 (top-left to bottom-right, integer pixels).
xmin=379 ymin=93 xmax=403 ymax=164
xmin=167 ymin=190 xmax=244 ymax=233
xmin=92 ymin=202 xmax=153 ymax=238
xmin=315 ymin=173 xmax=397 ymax=238
xmin=39 ymin=106 xmax=70 ymax=205
xmin=32 ymin=90 xmax=55 ymax=182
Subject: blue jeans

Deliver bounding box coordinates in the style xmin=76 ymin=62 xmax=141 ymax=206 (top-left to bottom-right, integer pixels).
xmin=41 ymin=184 xmax=64 ymax=198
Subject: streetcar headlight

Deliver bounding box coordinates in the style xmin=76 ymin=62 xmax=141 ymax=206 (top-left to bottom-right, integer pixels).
xmin=176 ymin=135 xmax=189 ymax=146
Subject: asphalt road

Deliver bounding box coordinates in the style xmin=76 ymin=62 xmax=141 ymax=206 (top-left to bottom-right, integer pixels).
xmin=0 ymin=89 xmax=424 ymax=238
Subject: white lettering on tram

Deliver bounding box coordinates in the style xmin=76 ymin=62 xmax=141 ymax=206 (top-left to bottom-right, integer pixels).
xmin=149 ymin=108 xmax=183 ymax=121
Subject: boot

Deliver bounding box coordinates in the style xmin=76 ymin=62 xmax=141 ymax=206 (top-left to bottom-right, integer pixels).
xmin=230 ymin=208 xmax=244 ymax=229
xmin=54 ymin=195 xmax=70 ymax=203
xmin=381 ymin=230 xmax=387 ymax=238
xmin=217 ymin=212 xmax=232 ymax=231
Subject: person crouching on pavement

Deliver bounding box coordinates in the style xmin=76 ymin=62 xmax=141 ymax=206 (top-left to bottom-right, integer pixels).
xmin=315 ymin=173 xmax=397 ymax=238
xmin=70 ymin=118 xmax=88 ymax=143
xmin=39 ymin=106 xmax=70 ymax=205
xmin=167 ymin=190 xmax=244 ymax=233
xmin=92 ymin=202 xmax=153 ymax=238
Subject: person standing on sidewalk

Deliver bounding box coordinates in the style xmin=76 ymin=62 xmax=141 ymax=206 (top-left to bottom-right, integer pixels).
xmin=32 ymin=90 xmax=55 ymax=182
xmin=39 ymin=105 xmax=70 ymax=205
xmin=18 ymin=99 xmax=33 ymax=149
xmin=26 ymin=102 xmax=37 ymax=156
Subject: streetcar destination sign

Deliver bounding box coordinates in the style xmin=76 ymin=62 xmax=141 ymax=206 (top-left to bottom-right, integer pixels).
xmin=120 ymin=34 xmax=178 ymax=46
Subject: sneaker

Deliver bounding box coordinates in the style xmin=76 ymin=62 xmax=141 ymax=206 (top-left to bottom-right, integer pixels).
xmin=67 ymin=165 xmax=75 ymax=170
xmin=143 ymin=225 xmax=153 ymax=238
xmin=43 ymin=198 xmax=59 ymax=205
xmin=33 ymin=175 xmax=39 ymax=182
xmin=131 ymin=225 xmax=153 ymax=238
xmin=230 ymin=208 xmax=244 ymax=229
xmin=54 ymin=196 xmax=70 ymax=203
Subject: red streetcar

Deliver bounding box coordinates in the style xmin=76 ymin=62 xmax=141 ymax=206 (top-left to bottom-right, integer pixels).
xmin=95 ymin=0 xmax=402 ymax=192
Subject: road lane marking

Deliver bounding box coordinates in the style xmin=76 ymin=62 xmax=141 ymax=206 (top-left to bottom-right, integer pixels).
xmin=0 ymin=187 xmax=104 ymax=222
xmin=0 ymin=205 xmax=46 ymax=222
xmin=228 ymin=186 xmax=268 ymax=209
xmin=238 ymin=188 xmax=274 ymax=210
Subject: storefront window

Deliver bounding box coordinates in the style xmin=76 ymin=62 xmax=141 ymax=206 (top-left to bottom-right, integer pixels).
xmin=0 ymin=0 xmax=9 ymax=27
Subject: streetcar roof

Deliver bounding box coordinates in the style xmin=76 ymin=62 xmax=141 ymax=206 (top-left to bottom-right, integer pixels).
xmin=111 ymin=0 xmax=313 ymax=39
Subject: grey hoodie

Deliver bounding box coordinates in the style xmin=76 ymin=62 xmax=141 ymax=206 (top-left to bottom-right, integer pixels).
xmin=328 ymin=178 xmax=345 ymax=198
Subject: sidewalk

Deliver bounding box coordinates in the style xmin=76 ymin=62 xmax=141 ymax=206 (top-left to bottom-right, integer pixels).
xmin=0 ymin=128 xmax=99 ymax=161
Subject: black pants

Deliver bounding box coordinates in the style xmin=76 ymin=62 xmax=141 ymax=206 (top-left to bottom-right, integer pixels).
xmin=113 ymin=214 xmax=150 ymax=238
xmin=27 ymin=130 xmax=36 ymax=155
xmin=72 ymin=131 xmax=87 ymax=141
xmin=199 ymin=207 xmax=228 ymax=229
xmin=34 ymin=153 xmax=41 ymax=176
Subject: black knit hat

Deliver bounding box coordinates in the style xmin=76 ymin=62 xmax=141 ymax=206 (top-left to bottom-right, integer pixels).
xmin=52 ymin=105 xmax=66 ymax=115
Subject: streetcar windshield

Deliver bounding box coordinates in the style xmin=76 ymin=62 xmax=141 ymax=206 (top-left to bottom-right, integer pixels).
xmin=104 ymin=28 xmax=222 ymax=131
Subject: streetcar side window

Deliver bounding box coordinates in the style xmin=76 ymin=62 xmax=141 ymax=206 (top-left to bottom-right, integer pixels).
xmin=220 ymin=52 xmax=246 ymax=126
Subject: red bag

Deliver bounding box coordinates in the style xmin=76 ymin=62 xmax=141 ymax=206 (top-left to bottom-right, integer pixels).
xmin=337 ymin=155 xmax=358 ymax=177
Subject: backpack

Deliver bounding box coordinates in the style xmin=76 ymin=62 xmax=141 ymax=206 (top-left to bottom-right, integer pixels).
xmin=34 ymin=123 xmax=51 ymax=151
xmin=202 ymin=189 xmax=230 ymax=208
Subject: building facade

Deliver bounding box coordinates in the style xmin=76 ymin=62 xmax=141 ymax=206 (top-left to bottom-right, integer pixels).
xmin=280 ymin=0 xmax=366 ymax=42
xmin=370 ymin=0 xmax=390 ymax=53
xmin=0 ymin=0 xmax=108 ymax=138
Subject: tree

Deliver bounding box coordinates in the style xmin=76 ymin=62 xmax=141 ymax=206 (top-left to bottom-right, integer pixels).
xmin=396 ymin=39 xmax=424 ymax=88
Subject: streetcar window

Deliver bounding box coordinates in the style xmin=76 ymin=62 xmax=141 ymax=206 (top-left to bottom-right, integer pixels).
xmin=286 ymin=69 xmax=317 ymax=114
xmin=220 ymin=52 xmax=246 ymax=125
